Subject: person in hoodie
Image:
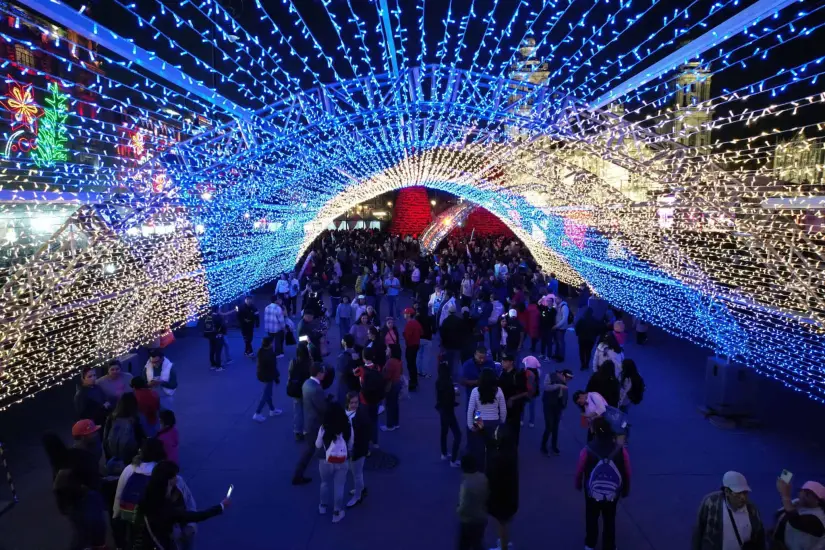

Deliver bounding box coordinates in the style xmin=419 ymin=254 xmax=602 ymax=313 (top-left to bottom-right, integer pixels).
xmin=457 ymin=453 xmax=489 ymax=550
xmin=156 ymin=409 xmax=179 ymax=465
xmin=575 ymin=308 xmax=602 ymax=372
xmin=144 ymin=349 xmax=178 ymax=411
xmin=237 ymin=295 xmax=260 ymax=357
xmin=253 ymin=336 xmax=282 ymax=422
xmin=75 ymin=366 xmax=111 ymax=426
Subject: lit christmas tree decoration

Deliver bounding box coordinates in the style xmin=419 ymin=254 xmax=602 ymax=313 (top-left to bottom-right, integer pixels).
xmin=0 ymin=0 xmax=824 ymax=408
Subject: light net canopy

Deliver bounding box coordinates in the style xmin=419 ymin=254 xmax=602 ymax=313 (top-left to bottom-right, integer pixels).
xmin=1 ymin=0 xmax=824 ymax=407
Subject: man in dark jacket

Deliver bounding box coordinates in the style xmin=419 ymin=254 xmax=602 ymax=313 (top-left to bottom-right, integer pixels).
xmin=292 ymin=363 xmax=327 ymax=485
xmin=345 ymin=391 xmax=371 ymax=507
xmin=237 ymin=296 xmax=260 ymax=357
xmin=336 ymin=334 xmax=359 ymax=404
xmin=497 ymin=353 xmax=529 ymax=446
xmin=203 ymin=306 xmax=227 ymax=371
xmin=440 ymin=303 xmax=463 ymax=377
xmin=253 ymin=336 xmax=281 ymax=421
xmin=541 ymin=369 xmax=573 ymax=456
xmin=575 ymin=308 xmax=602 ymax=371
xmin=74 ymin=367 xmax=110 ymax=426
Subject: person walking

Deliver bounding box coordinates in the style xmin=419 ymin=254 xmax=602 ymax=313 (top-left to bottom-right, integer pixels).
xmin=540 ymin=368 xmax=574 ymax=456
xmin=336 ymin=295 xmax=353 ymax=342
xmin=252 ymin=336 xmax=283 ymax=422
xmin=292 ymin=363 xmax=328 ymax=486
xmin=336 ymin=335 xmax=360 ymax=405
xmin=457 ymin=453 xmax=489 ymax=550
xmin=538 ymin=295 xmax=557 ymax=360
xmin=551 ymin=295 xmax=570 ymax=362
xmin=315 ymin=402 xmax=353 ymax=523
xmin=144 ymin=349 xmax=177 ymax=411
xmin=435 ymin=360 xmax=462 ymax=467
xmin=203 ymin=306 xmax=227 ymax=371
xmin=349 ymin=312 xmax=372 ymax=349
xmin=575 ymin=417 xmax=632 ymax=550
xmin=487 ymin=424 xmax=519 ymax=550
xmin=520 ymin=355 xmax=541 ymax=428
xmin=381 ymin=345 xmax=403 ymax=431
xmin=441 ymin=303 xmax=464 ymax=377
xmin=345 ymin=391 xmax=371 ymax=508
xmin=692 ymin=471 xmax=766 ymax=550
xmin=264 ymin=294 xmax=291 ymax=358
xmin=497 ymin=353 xmax=529 ymax=446
xmin=237 ymin=296 xmax=260 ymax=357
xmin=328 ymin=274 xmax=343 ymax=318
xmin=286 ymin=343 xmax=313 ymax=442
xmin=402 ymin=307 xmax=422 ymax=391
xmin=466 ymin=368 xmax=506 ymax=471
xmin=275 ymin=273 xmax=290 ymax=303
xmin=415 ymin=305 xmax=434 ymax=379
xmin=385 ymin=271 xmax=401 ymax=318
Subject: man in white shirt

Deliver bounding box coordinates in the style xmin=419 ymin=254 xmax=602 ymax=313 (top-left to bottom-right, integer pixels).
xmin=691 ymin=471 xmax=765 ymax=550
xmin=264 ymin=294 xmax=293 ymax=358
xmin=573 ymin=390 xmax=607 ymax=419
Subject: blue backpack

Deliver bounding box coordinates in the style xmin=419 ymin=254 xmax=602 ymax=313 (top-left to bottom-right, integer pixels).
xmin=586 ymin=445 xmax=623 ymax=502
xmin=119 ymin=471 xmax=151 ymax=523
xmin=602 ymin=406 xmax=628 ymax=436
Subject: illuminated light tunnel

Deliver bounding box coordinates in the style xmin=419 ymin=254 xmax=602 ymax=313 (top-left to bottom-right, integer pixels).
xmin=1 ymin=0 xmax=825 ymax=408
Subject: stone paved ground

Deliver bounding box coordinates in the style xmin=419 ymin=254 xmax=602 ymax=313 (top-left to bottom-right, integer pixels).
xmin=1 ymin=291 xmax=825 ymax=550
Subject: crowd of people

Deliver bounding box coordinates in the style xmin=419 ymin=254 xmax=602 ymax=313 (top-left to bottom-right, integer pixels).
xmin=45 ymin=227 xmax=825 ymax=550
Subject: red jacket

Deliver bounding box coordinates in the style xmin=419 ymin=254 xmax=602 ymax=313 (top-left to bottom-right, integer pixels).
xmin=525 ymin=303 xmax=540 ymax=339
xmin=403 ymin=318 xmax=423 ymax=346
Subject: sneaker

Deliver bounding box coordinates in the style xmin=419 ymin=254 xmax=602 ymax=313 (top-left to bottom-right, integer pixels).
xmin=291 ymin=476 xmax=311 ymax=486
xmin=210 ymin=366 xmax=217 ymax=371
xmin=225 ymin=359 xmax=234 ymax=365
xmin=269 ymin=409 xmax=283 ymax=416
xmin=318 ymin=504 xmax=328 ymax=515
xmin=520 ymin=421 xmax=524 ymax=427
xmin=528 ymin=423 xmax=535 ymax=428
xmin=540 ymin=447 xmax=548 ymax=456
xmin=371 ymin=443 xmax=380 ymax=450
xmin=276 ymin=354 xmax=285 ymax=359
xmin=378 ymin=405 xmax=386 ymax=415
xmin=380 ymin=425 xmax=391 ymax=432
xmin=440 ymin=454 xmax=450 ymax=461
xmin=332 ymin=510 xmax=345 ymax=523
xmin=215 ymin=367 xmax=226 ymax=372
xmin=348 ymin=487 xmax=368 ymax=497
xmin=252 ymin=413 xmax=266 ymax=422
xmin=450 ymin=460 xmax=461 ymax=468
xmin=346 ymin=496 xmax=362 ymax=508
xmin=552 ymin=448 xmax=560 ymax=456
xmin=294 ymin=433 xmax=305 ymax=442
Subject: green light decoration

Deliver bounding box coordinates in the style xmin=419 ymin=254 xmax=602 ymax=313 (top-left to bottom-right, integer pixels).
xmin=31 ymin=82 xmax=69 ymax=168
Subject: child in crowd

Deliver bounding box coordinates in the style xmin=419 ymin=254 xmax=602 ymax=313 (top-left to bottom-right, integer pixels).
xmin=156 ymin=409 xmax=179 ymax=465
xmin=456 ymin=454 xmax=488 ymax=550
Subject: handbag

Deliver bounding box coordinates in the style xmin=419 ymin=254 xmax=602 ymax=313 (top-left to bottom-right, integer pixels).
xmin=284 ymin=329 xmax=296 ymax=346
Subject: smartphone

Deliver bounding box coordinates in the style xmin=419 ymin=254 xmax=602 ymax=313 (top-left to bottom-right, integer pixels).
xmin=226 ymin=484 xmax=234 ymax=499
xmin=299 ymin=335 xmax=309 ymax=343
xmin=780 ymin=469 xmax=793 ymax=483
xmin=473 ymin=411 xmax=481 ymax=423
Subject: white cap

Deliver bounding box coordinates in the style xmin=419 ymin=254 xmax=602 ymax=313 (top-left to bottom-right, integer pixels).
xmin=508 ymin=309 xmax=517 ymax=317
xmin=722 ymin=471 xmax=751 ymax=493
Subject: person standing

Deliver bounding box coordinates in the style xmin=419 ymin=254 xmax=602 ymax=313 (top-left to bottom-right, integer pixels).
xmin=402 ymin=307 xmax=422 ymax=391
xmin=264 ymin=294 xmax=291 ymax=358
xmin=328 ymin=274 xmax=343 ymax=319
xmin=487 ymin=424 xmax=519 ymax=550
xmin=460 ymin=272 xmax=475 ymax=307
xmin=203 ymin=306 xmax=227 ymax=371
xmin=497 ymin=353 xmax=529 ymax=446
xmin=575 ymin=417 xmax=632 ymax=550
xmin=692 ymin=471 xmax=766 ymax=550
xmin=336 ymin=335 xmax=359 ymax=405
xmin=415 ymin=305 xmax=433 ymax=379
xmin=381 ymin=346 xmax=403 ymax=431
xmin=552 ymin=295 xmax=570 ymax=362
xmin=440 ymin=303 xmax=464 ymax=378
xmin=315 ymin=402 xmax=352 ymax=523
xmin=349 ymin=312 xmax=372 ymax=349
xmin=345 ymin=391 xmax=371 ymax=508
xmin=466 ymin=369 xmax=506 ymax=470
xmin=75 ymin=367 xmax=110 ymax=426
xmin=237 ymin=296 xmax=260 ymax=357
xmin=575 ymin=308 xmax=601 ymax=372
xmin=252 ymin=336 xmax=282 ymax=422
xmin=286 ymin=343 xmax=313 ymax=442
xmin=385 ymin=271 xmax=401 ymax=318
xmin=292 ymin=363 xmax=328 ymax=486
xmin=275 ymin=273 xmax=290 ymax=303
xmin=540 ymin=369 xmax=574 ymax=456
xmin=96 ymin=361 xmax=133 ymax=405
xmin=457 ymin=453 xmax=489 ymax=550
xmin=144 ymin=349 xmax=177 ymax=411
xmin=773 ymin=478 xmax=825 ymax=550
xmin=288 ymin=272 xmax=301 ymax=316
xmin=435 ymin=361 xmax=462 ymax=467
xmin=336 ymin=295 xmax=353 ymax=341
xmin=460 ymin=346 xmax=496 ymax=408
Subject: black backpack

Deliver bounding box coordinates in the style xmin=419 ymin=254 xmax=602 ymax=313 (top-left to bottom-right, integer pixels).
xmin=362 ymin=366 xmax=386 ymax=405
xmin=628 ymin=375 xmax=645 ymax=405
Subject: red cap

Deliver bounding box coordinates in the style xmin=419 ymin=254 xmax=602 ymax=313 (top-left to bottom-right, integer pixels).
xmin=403 ymin=307 xmax=415 ymax=315
xmin=72 ymin=419 xmax=101 ymax=438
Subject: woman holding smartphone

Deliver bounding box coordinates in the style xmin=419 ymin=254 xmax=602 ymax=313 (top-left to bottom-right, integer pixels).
xmin=466 ymin=368 xmax=507 ymax=471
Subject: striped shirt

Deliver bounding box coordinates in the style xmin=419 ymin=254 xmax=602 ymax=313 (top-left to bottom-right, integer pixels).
xmin=466 ymin=387 xmax=507 ymax=429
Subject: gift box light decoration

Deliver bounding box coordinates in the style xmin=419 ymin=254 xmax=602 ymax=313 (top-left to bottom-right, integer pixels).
xmin=1 ymin=0 xmax=825 ymax=407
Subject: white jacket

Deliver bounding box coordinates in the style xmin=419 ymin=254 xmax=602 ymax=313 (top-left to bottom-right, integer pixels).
xmin=592 ymin=343 xmax=624 ymax=377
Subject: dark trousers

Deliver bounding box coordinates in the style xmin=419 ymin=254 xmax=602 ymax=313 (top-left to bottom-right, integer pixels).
xmin=270 ymin=331 xmax=284 ymax=356
xmin=293 ymin=430 xmax=317 ymax=479
xmin=540 ymin=327 xmax=553 ymax=356
xmin=585 ymin=497 xmax=617 ymax=550
xmin=636 ymin=332 xmax=647 ymax=345
xmin=530 ymin=335 xmax=540 ymax=353
xmin=208 ymin=337 xmax=222 ymax=367
xmin=578 ymin=339 xmax=594 ymax=371
xmin=505 ymin=408 xmax=523 ymax=446
xmin=386 ymin=382 xmax=400 ymax=428
xmin=256 ymin=381 xmax=274 ymax=414
xmin=439 ymin=409 xmax=461 ymax=461
xmin=457 ymin=520 xmax=486 ymax=550
xmin=288 ymin=295 xmax=298 ymax=315
xmin=541 ymin=401 xmax=563 ymax=452
xmin=242 ymin=326 xmax=254 ymax=354
xmin=367 ymin=403 xmax=379 ymax=445
xmin=406 ymin=344 xmax=420 ymax=388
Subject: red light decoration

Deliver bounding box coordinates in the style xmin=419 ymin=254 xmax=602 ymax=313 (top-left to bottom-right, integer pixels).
xmin=389 ymin=187 xmax=432 ymax=237
xmin=451 ymin=208 xmax=515 ymax=238
xmin=2 ymin=79 xmax=40 ymax=131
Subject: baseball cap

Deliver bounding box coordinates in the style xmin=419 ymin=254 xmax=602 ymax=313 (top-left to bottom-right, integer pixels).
xmin=722 ymin=471 xmax=751 ymax=493
xmin=357 ymin=295 xmax=365 ymax=300
xmin=403 ymin=307 xmax=415 ymax=315
xmin=522 ymin=356 xmax=541 ymax=370
xmin=802 ymin=481 xmax=825 ymax=500
xmin=72 ymin=419 xmax=101 ymax=438
xmin=508 ymin=309 xmax=517 ymax=317
xmin=500 ymin=352 xmax=515 ymax=362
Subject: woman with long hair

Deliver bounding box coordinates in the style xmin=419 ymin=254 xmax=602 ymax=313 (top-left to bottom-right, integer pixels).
xmin=135 ymin=460 xmax=228 ymax=550
xmin=315 ymin=402 xmax=353 ymax=523
xmin=466 ymin=368 xmax=507 ymax=470
xmin=586 ymin=361 xmax=621 ymax=408
xmin=103 ymin=392 xmax=145 ymax=466
xmin=53 ymin=468 xmax=108 ymax=550
xmin=619 ymin=358 xmax=642 ymax=412
xmin=487 ymin=424 xmax=519 ymax=550
xmin=365 ymin=326 xmax=386 ymax=367
xmin=434 ymin=360 xmax=461 ymax=466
